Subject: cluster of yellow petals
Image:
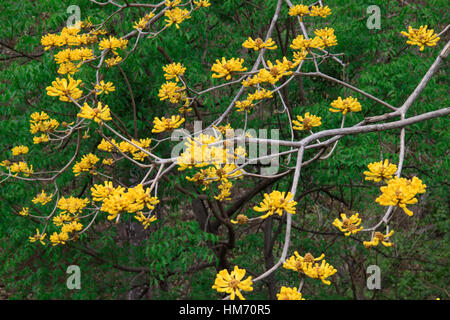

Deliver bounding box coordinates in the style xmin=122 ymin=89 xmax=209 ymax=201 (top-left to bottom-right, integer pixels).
xmin=211 ymin=57 xmax=247 ymax=81
xmin=253 ymin=190 xmax=297 ymax=219
xmin=333 ymin=213 xmax=363 ymax=236
xmin=375 ymin=176 xmax=426 ymax=216
xmin=152 ymin=115 xmax=185 ymax=133
xmin=11 ymin=145 xmax=29 ymax=156
xmin=363 ymin=230 xmax=395 ymax=249
xmin=91 ymin=182 xmax=159 ymax=221
xmin=98 ymin=36 xmax=128 ymax=55
xmin=289 ymin=4 xmax=332 ymax=19
xmin=134 ymin=212 xmax=157 ymax=229
xmin=364 ymin=159 xmax=398 ymax=182
xmin=158 ymin=81 xmax=187 ymax=104
xmin=8 ymin=161 xmax=34 ymax=177
xmin=329 ymin=96 xmax=362 ymax=115
xmin=94 ymin=81 xmax=115 ymax=95
xmin=46 ymin=76 xmax=83 ymax=102
xmin=283 ymin=252 xmax=336 ymax=285
xmin=164 ymin=7 xmax=191 ymax=29
xmin=292 ymin=112 xmax=322 ymax=131
xmin=242 ymin=37 xmax=277 ymax=51
xmin=29 ymin=229 xmax=47 ymax=246
xmin=277 ymin=287 xmax=305 ymax=300
xmin=77 ymin=102 xmax=112 ymax=124
xmin=212 ymin=266 xmax=253 ymax=300
xmin=235 ymin=88 xmax=273 ymax=112
xmin=400 ymin=25 xmax=440 ymax=51
xmin=73 ymin=153 xmax=100 ymax=176
xmin=133 ymin=12 xmax=156 ymax=31
xmin=31 ymin=190 xmax=53 ymax=206
xmin=163 ymin=62 xmax=186 ymax=82
xmin=57 ymin=196 xmax=89 ymax=214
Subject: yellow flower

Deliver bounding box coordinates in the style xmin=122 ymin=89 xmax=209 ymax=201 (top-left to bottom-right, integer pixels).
xmin=333 ymin=213 xmax=363 ymax=236
xmin=95 ymin=81 xmax=115 ymax=95
xmin=314 ymin=27 xmax=338 ymax=48
xmin=158 ymin=81 xmax=186 ymax=104
xmin=133 ymin=13 xmax=155 ymax=30
xmin=293 ymin=50 xmax=308 ymax=64
xmin=41 ymin=33 xmax=59 ymax=50
xmin=194 ymin=0 xmax=211 ymax=8
xmin=211 ymin=57 xmax=247 ymax=81
xmin=29 ymin=229 xmax=47 ymax=245
xmin=363 ymin=230 xmax=395 ymax=249
xmin=400 ymin=25 xmax=440 ymax=51
xmin=163 ymin=62 xmax=186 ymax=82
xmin=364 ymin=159 xmax=398 ymax=182
xmin=61 ymin=221 xmax=83 ymax=234
xmin=329 ymin=96 xmax=362 ymax=115
xmin=242 ymin=37 xmax=277 ymax=51
xmin=235 ymin=99 xmax=254 ymax=112
xmin=152 ymin=115 xmax=185 ymax=133
xmin=212 ymin=266 xmax=253 ymax=300
xmin=73 ymin=153 xmax=100 ymax=176
xmin=91 ymin=181 xmax=125 ymax=202
xmin=253 ymin=190 xmax=297 ymax=219
xmin=231 ymin=214 xmax=248 ymax=225
xmin=97 ymin=138 xmax=118 ymax=152
xmin=375 ymin=176 xmax=426 ymax=216
xmin=19 ymin=207 xmax=30 ymax=216
xmin=77 ymin=102 xmax=112 ymax=123
xmin=214 ymin=180 xmax=233 ymax=201
xmin=135 ymin=212 xmax=157 ymax=229
xmin=11 ymin=145 xmax=29 ymax=156
xmin=32 ymin=190 xmax=53 ymax=205
xmin=290 ymin=35 xmax=318 ymax=51
xmin=57 ymin=196 xmax=89 ymax=214
xmin=277 ymin=287 xmax=305 ymax=300
xmin=105 ymin=56 xmax=122 ymax=67
xmin=102 ymin=158 xmax=114 ymax=166
xmin=283 ymin=251 xmax=325 ymax=273
xmin=33 ymin=134 xmax=49 ymax=144
xmin=165 ymin=0 xmax=181 ymax=7
xmin=310 ymin=5 xmax=332 ymax=18
xmin=50 ymin=232 xmax=69 ymax=246
xmin=292 ymin=112 xmax=322 ymax=131
xmin=46 ymin=76 xmax=83 ymax=102
xmin=57 ymin=62 xmax=80 ymax=75
xmin=164 ymin=7 xmax=191 ymax=29
xmin=288 ymin=4 xmax=310 ymax=18
xmin=99 ymin=36 xmax=128 ymax=54
xmin=302 ymin=259 xmax=337 ymax=285
xmin=10 ymin=161 xmax=34 ymax=176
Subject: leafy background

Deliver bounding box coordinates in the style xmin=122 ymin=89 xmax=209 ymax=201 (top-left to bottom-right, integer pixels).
xmin=0 ymin=0 xmax=448 ymax=299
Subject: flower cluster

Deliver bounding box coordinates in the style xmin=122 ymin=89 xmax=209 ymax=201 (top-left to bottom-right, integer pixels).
xmin=211 ymin=57 xmax=248 ymax=81
xmin=283 ymin=252 xmax=337 ymax=285
xmin=32 ymin=190 xmax=53 ymax=206
xmin=212 ymin=266 xmax=253 ymax=300
xmin=77 ymin=102 xmax=112 ymax=124
xmin=375 ymin=176 xmax=426 ymax=216
xmin=364 ymin=159 xmax=398 ymax=182
xmin=73 ymin=153 xmax=100 ymax=176
xmin=292 ymin=112 xmax=322 ymax=131
xmin=152 ymin=115 xmax=185 ymax=133
xmin=235 ymin=88 xmax=273 ymax=112
xmin=363 ymin=230 xmax=395 ymax=249
xmin=46 ymin=76 xmax=83 ymax=102
xmin=400 ymin=25 xmax=440 ymax=51
xmin=164 ymin=7 xmax=191 ymax=29
xmin=253 ymin=190 xmax=297 ymax=219
xmin=242 ymin=37 xmax=277 ymax=51
xmin=333 ymin=213 xmax=363 ymax=236
xmin=329 ymin=96 xmax=362 ymax=115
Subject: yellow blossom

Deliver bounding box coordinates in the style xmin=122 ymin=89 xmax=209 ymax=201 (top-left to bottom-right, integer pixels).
xmin=152 ymin=115 xmax=185 ymax=133
xmin=211 ymin=57 xmax=247 ymax=81
xmin=73 ymin=153 xmax=100 ymax=176
xmin=50 ymin=232 xmax=69 ymax=246
xmin=363 ymin=230 xmax=395 ymax=248
xmin=163 ymin=62 xmax=186 ymax=82
xmin=253 ymin=190 xmax=297 ymax=219
xmin=292 ymin=112 xmax=322 ymax=131
xmin=135 ymin=212 xmax=157 ymax=229
xmin=333 ymin=213 xmax=363 ymax=236
xmin=329 ymin=96 xmax=362 ymax=115
xmin=19 ymin=207 xmax=30 ymax=216
xmin=10 ymin=162 xmax=34 ymax=176
xmin=164 ymin=7 xmax=191 ymax=29
xmin=283 ymin=251 xmax=325 ymax=273
xmin=57 ymin=196 xmax=89 ymax=214
xmin=277 ymin=287 xmax=305 ymax=300
xmin=310 ymin=5 xmax=332 ymax=18
xmin=288 ymin=4 xmax=310 ymax=18
xmin=46 ymin=76 xmax=83 ymax=102
xmin=364 ymin=159 xmax=398 ymax=182
xmin=194 ymin=0 xmax=211 ymax=8
xmin=11 ymin=145 xmax=29 ymax=156
xmin=314 ymin=27 xmax=338 ymax=48
xmin=77 ymin=102 xmax=112 ymax=123
xmin=95 ymin=81 xmax=115 ymax=95
xmin=375 ymin=176 xmax=426 ymax=216
xmin=29 ymin=229 xmax=47 ymax=245
xmin=212 ymin=266 xmax=253 ymax=300
xmin=32 ymin=190 xmax=53 ymax=205
xmin=242 ymin=37 xmax=277 ymax=51
xmin=302 ymin=259 xmax=337 ymax=285
xmin=401 ymin=25 xmax=440 ymax=51
xmin=158 ymin=81 xmax=186 ymax=104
